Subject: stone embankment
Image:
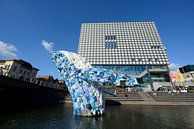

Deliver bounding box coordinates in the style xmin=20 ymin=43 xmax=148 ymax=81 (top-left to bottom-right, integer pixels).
xmin=106 ymin=92 xmax=194 ymax=105
xmin=65 ymin=92 xmax=194 ymax=105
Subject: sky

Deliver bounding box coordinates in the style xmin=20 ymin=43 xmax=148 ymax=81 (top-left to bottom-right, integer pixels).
xmin=0 ymin=0 xmax=194 ymax=78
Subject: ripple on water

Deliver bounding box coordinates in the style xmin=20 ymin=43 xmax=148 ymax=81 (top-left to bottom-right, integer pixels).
xmin=0 ymin=104 xmax=194 ymax=129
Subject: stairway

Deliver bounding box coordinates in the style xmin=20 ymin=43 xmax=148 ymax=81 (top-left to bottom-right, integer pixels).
xmin=138 ymin=92 xmax=155 ymax=102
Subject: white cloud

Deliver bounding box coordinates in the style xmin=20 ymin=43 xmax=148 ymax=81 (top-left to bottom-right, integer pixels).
xmin=0 ymin=41 xmax=18 ymax=59
xmin=41 ymin=40 xmax=54 ymax=52
xmin=169 ymin=63 xmax=181 ymax=71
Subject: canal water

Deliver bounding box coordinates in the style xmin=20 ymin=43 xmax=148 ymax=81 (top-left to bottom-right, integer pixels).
xmin=0 ymin=104 xmax=194 ymax=129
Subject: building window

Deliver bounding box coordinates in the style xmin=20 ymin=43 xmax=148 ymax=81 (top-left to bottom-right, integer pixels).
xmin=105 ymin=41 xmax=117 ymax=49
xmin=105 ymin=35 xmax=116 ymax=40
xmin=151 ymin=45 xmax=160 ymax=49
xmin=105 ymin=35 xmax=117 ymax=49
xmin=7 ymin=65 xmax=10 ymax=70
xmin=13 ymin=66 xmax=17 ymax=72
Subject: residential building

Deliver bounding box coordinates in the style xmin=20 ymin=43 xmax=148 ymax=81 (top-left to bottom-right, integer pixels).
xmin=0 ymin=59 xmax=39 ymax=80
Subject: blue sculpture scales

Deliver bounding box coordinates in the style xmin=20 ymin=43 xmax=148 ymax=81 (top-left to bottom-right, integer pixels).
xmin=51 ymin=50 xmax=137 ymax=116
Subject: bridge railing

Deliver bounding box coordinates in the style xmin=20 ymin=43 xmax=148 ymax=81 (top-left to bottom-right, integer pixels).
xmin=0 ymin=68 xmax=66 ymax=90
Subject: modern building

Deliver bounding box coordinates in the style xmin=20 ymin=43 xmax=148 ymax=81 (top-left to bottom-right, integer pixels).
xmin=168 ymin=65 xmax=194 ymax=90
xmin=78 ymin=22 xmax=171 ymax=91
xmin=0 ymin=59 xmax=39 ymax=80
xmin=179 ymin=65 xmax=194 ymax=82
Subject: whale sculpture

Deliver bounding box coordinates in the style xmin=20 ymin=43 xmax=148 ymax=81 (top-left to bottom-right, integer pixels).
xmin=51 ymin=50 xmax=137 ymax=116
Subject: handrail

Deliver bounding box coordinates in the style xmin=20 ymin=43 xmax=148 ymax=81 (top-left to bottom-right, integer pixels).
xmin=0 ymin=68 xmax=65 ymax=90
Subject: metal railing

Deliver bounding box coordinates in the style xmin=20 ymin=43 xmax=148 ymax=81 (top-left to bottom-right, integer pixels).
xmin=0 ymin=69 xmax=65 ymax=90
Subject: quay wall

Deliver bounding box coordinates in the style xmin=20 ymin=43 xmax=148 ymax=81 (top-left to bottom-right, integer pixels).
xmin=0 ymin=75 xmax=67 ymax=112
xmin=65 ymin=92 xmax=194 ymax=106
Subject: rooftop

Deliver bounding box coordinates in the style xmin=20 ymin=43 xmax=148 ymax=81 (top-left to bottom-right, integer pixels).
xmin=0 ymin=59 xmax=39 ymax=70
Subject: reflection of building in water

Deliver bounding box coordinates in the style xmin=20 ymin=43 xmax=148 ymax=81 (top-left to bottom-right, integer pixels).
xmin=0 ymin=59 xmax=39 ymax=80
xmin=78 ymin=22 xmax=171 ymax=91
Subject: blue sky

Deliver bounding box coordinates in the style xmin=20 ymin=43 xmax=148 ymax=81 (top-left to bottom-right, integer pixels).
xmin=0 ymin=0 xmax=194 ymax=78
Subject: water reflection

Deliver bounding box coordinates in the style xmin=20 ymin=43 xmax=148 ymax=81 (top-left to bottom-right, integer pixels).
xmin=0 ymin=104 xmax=194 ymax=129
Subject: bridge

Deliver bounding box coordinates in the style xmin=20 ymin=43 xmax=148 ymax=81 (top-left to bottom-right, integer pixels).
xmin=0 ymin=70 xmax=67 ymax=112
xmin=0 ymin=69 xmax=65 ymax=90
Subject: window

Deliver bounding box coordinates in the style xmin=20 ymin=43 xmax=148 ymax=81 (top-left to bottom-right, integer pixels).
xmin=13 ymin=66 xmax=17 ymax=72
xmin=151 ymin=45 xmax=160 ymax=49
xmin=105 ymin=41 xmax=117 ymax=49
xmin=105 ymin=35 xmax=116 ymax=40
xmin=105 ymin=35 xmax=117 ymax=49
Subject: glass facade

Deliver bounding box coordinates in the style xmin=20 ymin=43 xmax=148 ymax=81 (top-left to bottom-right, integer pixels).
xmin=93 ymin=65 xmax=168 ymax=75
xmin=151 ymin=73 xmax=170 ymax=82
xmin=105 ymin=41 xmax=117 ymax=49
xmin=94 ymin=65 xmax=146 ymax=75
xmin=93 ymin=65 xmax=169 ymax=84
xmin=179 ymin=65 xmax=194 ymax=73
